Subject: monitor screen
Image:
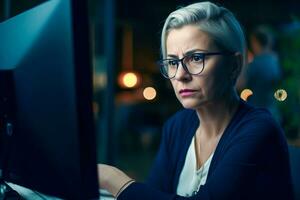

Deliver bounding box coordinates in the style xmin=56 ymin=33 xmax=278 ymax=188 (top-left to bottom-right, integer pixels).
xmin=0 ymin=0 xmax=99 ymax=199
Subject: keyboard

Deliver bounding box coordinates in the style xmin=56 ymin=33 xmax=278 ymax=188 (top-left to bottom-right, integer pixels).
xmin=6 ymin=182 xmax=115 ymax=200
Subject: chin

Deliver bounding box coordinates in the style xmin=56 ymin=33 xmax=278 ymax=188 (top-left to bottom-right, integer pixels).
xmin=180 ymin=99 xmax=203 ymax=109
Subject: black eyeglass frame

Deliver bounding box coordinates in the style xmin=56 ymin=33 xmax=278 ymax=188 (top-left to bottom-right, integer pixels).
xmin=157 ymin=51 xmax=234 ymax=79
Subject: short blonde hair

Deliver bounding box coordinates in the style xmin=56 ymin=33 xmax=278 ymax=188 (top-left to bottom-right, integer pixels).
xmin=161 ymin=1 xmax=247 ymax=67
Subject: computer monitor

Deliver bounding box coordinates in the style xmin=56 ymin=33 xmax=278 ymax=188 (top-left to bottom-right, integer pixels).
xmin=0 ymin=0 xmax=99 ymax=199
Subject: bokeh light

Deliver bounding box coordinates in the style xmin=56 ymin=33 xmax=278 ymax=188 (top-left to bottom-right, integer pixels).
xmin=274 ymin=89 xmax=287 ymax=101
xmin=143 ymin=87 xmax=156 ymax=100
xmin=120 ymin=72 xmax=138 ymax=88
xmin=240 ymin=89 xmax=253 ymax=101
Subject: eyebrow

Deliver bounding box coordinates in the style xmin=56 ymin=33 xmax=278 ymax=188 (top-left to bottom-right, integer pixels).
xmin=167 ymin=48 xmax=208 ymax=58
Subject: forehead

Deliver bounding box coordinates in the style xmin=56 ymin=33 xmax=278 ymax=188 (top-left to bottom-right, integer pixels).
xmin=166 ymin=25 xmax=216 ymax=55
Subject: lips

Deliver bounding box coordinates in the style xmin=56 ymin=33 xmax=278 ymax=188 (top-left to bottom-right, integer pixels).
xmin=179 ymin=89 xmax=197 ymax=97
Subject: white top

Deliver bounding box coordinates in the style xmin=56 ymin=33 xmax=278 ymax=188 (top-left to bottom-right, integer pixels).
xmin=176 ymin=137 xmax=214 ymax=197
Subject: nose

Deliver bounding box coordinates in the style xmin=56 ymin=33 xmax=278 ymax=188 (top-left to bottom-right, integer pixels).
xmin=174 ymin=62 xmax=192 ymax=82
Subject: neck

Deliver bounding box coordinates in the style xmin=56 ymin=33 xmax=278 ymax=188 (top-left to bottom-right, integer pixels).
xmin=195 ymin=90 xmax=240 ymax=139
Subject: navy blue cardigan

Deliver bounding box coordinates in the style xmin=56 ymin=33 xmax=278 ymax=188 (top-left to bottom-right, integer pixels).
xmin=118 ymin=100 xmax=294 ymax=200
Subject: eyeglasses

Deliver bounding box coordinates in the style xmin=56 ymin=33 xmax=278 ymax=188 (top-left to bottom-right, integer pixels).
xmin=157 ymin=52 xmax=233 ymax=79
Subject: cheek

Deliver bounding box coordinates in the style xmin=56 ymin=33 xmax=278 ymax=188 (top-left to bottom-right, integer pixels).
xmin=200 ymin=77 xmax=215 ymax=97
xmin=203 ymin=65 xmax=231 ymax=96
xmin=210 ymin=70 xmax=231 ymax=95
xmin=170 ymin=80 xmax=183 ymax=101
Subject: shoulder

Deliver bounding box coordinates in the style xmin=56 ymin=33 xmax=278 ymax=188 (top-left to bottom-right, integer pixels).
xmin=163 ymin=109 xmax=198 ymax=135
xmin=240 ymin=102 xmax=280 ymax=132
xmin=164 ymin=109 xmax=197 ymax=127
xmin=161 ymin=108 xmax=198 ymax=145
xmin=216 ymin=102 xmax=290 ymax=170
xmin=231 ymin=101 xmax=285 ymax=147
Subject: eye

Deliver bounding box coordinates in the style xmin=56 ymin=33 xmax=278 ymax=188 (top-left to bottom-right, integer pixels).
xmin=191 ymin=54 xmax=203 ymax=62
xmin=167 ymin=60 xmax=178 ymax=67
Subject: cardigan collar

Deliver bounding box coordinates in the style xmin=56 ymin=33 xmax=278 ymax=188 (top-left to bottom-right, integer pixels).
xmin=172 ymin=99 xmax=251 ymax=191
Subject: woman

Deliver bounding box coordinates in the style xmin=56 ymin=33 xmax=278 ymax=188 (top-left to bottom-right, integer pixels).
xmin=98 ymin=2 xmax=294 ymax=199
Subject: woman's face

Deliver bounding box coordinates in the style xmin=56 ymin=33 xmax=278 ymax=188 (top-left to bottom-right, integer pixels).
xmin=166 ymin=25 xmax=233 ymax=109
